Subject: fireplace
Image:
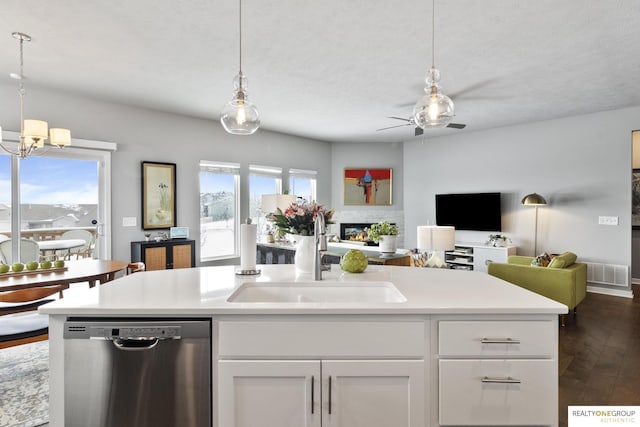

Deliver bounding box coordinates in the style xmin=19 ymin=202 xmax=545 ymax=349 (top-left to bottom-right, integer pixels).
xmin=339 ymin=222 xmax=396 ymax=246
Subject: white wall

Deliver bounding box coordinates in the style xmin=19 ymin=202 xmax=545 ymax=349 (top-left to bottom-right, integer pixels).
xmin=0 ymin=82 xmax=332 ymax=265
xmin=404 ymin=106 xmax=639 ymax=289
xmin=330 ymin=142 xmax=405 ymax=247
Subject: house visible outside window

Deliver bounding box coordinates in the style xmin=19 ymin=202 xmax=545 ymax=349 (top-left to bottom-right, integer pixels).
xmin=289 ymin=168 xmax=317 ymax=203
xmin=199 ymin=161 xmax=240 ymax=261
xmin=1 ymin=146 xmax=110 ymax=260
xmin=249 ymin=165 xmax=282 ymax=224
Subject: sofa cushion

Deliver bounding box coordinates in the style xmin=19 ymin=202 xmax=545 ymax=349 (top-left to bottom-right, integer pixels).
xmin=554 ymin=252 xmax=577 ymax=267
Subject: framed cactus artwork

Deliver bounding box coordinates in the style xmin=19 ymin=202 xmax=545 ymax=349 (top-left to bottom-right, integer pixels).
xmin=142 ymin=161 xmax=176 ymax=229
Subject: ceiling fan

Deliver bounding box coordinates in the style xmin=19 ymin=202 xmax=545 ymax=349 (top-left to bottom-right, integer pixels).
xmin=376 ymin=116 xmax=466 ymax=136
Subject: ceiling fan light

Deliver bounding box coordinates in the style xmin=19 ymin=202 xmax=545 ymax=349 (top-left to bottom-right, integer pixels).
xmin=413 ymin=92 xmax=454 ymax=129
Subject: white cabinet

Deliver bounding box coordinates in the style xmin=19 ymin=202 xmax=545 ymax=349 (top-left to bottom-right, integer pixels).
xmin=437 ymin=319 xmax=558 ymax=426
xmin=217 ymin=319 xmax=426 ymax=427
xmin=219 ymin=359 xmax=424 ymax=427
xmin=445 ymin=243 xmax=516 ymax=272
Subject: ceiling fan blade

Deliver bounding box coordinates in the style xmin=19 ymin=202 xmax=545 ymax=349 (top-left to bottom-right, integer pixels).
xmin=446 ymin=123 xmax=466 ymax=129
xmin=414 ymin=127 xmax=424 ymax=136
xmin=376 ymin=123 xmax=412 ymax=131
xmin=387 ymin=116 xmax=411 ymax=122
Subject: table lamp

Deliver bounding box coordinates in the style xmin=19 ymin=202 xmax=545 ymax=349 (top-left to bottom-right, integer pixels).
xmin=521 ymin=192 xmax=547 ymax=255
xmin=417 ymin=225 xmax=455 ymax=268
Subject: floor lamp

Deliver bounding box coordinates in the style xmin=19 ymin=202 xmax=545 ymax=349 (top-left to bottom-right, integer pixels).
xmin=521 ymin=193 xmax=547 ymax=255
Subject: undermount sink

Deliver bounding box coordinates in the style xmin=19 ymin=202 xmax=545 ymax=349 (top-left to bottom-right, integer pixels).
xmin=227 ymin=281 xmax=407 ymax=304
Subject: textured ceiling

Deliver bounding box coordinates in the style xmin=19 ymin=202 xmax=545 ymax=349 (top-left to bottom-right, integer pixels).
xmin=0 ymin=0 xmax=639 ymax=143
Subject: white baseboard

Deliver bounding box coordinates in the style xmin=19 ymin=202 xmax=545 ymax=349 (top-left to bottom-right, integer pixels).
xmin=633 ymin=278 xmax=640 ymax=285
xmin=587 ymin=285 xmax=634 ymax=298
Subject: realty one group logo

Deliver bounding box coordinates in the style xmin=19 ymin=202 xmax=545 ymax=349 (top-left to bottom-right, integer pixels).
xmin=569 ymin=406 xmax=639 ymax=426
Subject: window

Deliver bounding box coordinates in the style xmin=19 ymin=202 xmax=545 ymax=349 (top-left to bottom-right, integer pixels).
xmin=199 ymin=161 xmax=240 ymax=261
xmin=289 ymin=168 xmax=317 ymax=203
xmin=249 ymin=165 xmax=282 ymax=223
xmin=1 ymin=139 xmax=112 ymax=260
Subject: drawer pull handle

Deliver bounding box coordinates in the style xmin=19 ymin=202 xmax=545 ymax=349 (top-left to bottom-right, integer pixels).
xmin=311 ymin=376 xmax=315 ymax=414
xmin=482 ymin=376 xmax=521 ymax=384
xmin=328 ymin=375 xmax=332 ymax=415
xmin=481 ymin=337 xmax=520 ymax=344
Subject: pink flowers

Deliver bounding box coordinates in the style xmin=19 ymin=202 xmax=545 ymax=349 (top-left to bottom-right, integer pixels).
xmin=272 ymin=201 xmax=334 ymax=236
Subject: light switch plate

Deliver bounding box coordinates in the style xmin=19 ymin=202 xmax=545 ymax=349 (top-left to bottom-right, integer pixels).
xmin=122 ymin=217 xmax=137 ymax=227
xmin=598 ymin=216 xmax=618 ymax=225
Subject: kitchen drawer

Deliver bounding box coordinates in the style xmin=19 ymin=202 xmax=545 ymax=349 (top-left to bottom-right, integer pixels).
xmin=439 ymin=359 xmax=556 ymax=426
xmin=218 ymin=320 xmax=425 ymax=358
xmin=439 ymin=320 xmax=555 ymax=358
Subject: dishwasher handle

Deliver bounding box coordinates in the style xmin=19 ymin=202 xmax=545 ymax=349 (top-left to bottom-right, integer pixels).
xmin=111 ymin=337 xmax=160 ymax=351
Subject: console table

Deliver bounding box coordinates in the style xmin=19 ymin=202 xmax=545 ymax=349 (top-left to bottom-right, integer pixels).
xmin=257 ymin=242 xmax=411 ymax=266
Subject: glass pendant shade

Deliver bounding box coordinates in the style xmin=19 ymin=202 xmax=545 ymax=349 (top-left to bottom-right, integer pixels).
xmin=50 ymin=128 xmax=71 ymax=147
xmin=220 ymin=74 xmax=260 ymax=135
xmin=412 ymin=68 xmax=454 ymax=129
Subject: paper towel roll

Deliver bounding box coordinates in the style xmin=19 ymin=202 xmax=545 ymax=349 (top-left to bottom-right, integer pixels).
xmin=240 ymin=222 xmax=257 ymax=271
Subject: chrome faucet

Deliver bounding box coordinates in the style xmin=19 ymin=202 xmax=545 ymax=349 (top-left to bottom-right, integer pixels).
xmin=313 ymin=211 xmax=330 ymax=280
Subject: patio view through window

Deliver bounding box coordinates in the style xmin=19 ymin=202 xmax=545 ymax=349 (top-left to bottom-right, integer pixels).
xmin=0 ymin=154 xmax=99 ymax=242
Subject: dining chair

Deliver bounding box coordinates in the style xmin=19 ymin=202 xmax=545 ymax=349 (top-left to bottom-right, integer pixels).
xmin=127 ymin=262 xmax=146 ymax=274
xmin=60 ymin=229 xmax=95 ymax=259
xmin=0 ymin=285 xmax=65 ymax=349
xmin=0 ymin=238 xmax=41 ymax=264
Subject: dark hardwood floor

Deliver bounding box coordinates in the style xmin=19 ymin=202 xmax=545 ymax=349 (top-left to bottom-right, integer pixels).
xmin=558 ymin=284 xmax=640 ymax=426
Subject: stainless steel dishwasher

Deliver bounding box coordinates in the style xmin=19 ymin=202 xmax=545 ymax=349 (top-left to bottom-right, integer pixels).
xmin=63 ymin=319 xmax=211 ymax=427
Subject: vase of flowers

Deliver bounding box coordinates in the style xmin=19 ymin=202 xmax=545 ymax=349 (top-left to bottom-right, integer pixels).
xmin=270 ymin=201 xmax=334 ymax=273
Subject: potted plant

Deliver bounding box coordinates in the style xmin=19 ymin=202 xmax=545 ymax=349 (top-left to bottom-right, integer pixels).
xmin=366 ymin=221 xmax=399 ymax=253
xmin=487 ymin=234 xmax=511 ymax=247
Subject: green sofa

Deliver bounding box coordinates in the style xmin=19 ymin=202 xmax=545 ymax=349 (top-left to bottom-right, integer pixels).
xmin=487 ymin=252 xmax=587 ymax=324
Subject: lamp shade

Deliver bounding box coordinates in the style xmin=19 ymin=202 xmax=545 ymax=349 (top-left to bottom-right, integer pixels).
xmin=49 ymin=128 xmax=71 ymax=147
xmin=261 ymin=194 xmax=297 ymax=214
xmin=431 ymin=226 xmax=455 ymax=251
xmin=23 ymin=119 xmax=48 ymax=147
xmin=521 ymin=193 xmax=547 ymax=206
xmin=417 ymin=225 xmax=455 ymax=251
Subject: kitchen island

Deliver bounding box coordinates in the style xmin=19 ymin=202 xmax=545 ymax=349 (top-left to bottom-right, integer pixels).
xmin=41 ymin=264 xmax=566 ymax=427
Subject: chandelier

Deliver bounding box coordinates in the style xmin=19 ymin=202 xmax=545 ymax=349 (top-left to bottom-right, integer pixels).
xmin=0 ymin=32 xmax=71 ymax=159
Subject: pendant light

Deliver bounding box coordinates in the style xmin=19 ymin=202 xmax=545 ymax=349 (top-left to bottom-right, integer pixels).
xmin=220 ymin=0 xmax=260 ymax=135
xmin=0 ymin=32 xmax=71 ymax=158
xmin=413 ymin=0 xmax=455 ymax=129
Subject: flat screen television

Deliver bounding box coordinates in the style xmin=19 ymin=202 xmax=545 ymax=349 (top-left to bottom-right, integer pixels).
xmin=435 ymin=192 xmax=502 ymax=232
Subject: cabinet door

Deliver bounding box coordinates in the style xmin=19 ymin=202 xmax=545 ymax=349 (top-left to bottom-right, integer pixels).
xmin=219 ymin=360 xmax=321 ymax=427
xmin=172 ymin=243 xmax=192 ymax=268
xmin=322 ymin=360 xmax=424 ymax=427
xmin=473 ymin=247 xmax=504 ymax=272
xmin=144 ymin=246 xmax=167 ymax=271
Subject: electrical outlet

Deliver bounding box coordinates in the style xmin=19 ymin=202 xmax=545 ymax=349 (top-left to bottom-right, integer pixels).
xmin=598 ymin=216 xmax=618 ymax=226
xmin=122 ymin=217 xmax=137 ymax=227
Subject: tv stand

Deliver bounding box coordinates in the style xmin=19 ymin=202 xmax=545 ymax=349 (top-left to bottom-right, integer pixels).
xmin=444 ymin=242 xmax=516 ymax=272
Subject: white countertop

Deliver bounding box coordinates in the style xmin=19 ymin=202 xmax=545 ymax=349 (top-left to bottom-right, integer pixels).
xmin=40 ymin=264 xmax=567 ymax=316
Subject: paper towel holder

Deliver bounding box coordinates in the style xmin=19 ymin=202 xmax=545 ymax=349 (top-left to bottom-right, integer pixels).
xmin=236 ymin=218 xmax=261 ymax=276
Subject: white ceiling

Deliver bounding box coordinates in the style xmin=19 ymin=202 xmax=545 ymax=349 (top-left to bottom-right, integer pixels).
xmin=1 ymin=0 xmax=639 ymax=143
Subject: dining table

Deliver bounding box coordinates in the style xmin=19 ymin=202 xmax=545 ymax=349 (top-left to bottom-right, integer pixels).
xmin=0 ymin=259 xmax=130 ymax=292
xmin=37 ymin=238 xmax=86 ymax=260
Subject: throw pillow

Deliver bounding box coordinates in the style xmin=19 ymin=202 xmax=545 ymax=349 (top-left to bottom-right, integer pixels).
xmin=548 ymin=257 xmax=566 ymax=268
xmin=554 ymin=251 xmax=577 ymax=267
xmin=531 ymin=252 xmax=551 ymax=267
